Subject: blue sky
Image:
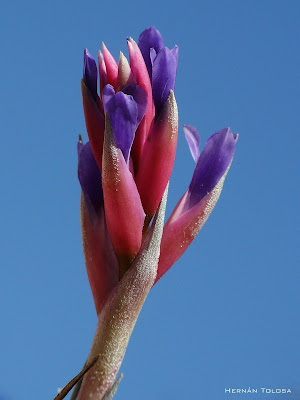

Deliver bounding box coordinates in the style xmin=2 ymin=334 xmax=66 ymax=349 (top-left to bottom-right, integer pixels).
xmin=0 ymin=1 xmax=299 ymax=399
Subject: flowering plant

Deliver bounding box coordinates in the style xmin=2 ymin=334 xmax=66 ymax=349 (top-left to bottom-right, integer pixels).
xmin=57 ymin=26 xmax=238 ymax=400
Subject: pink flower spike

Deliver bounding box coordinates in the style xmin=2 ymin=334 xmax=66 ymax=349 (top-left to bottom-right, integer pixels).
xmin=102 ymin=42 xmax=118 ymax=90
xmin=98 ymin=50 xmax=108 ymax=100
xmin=127 ymin=37 xmax=155 ymax=140
xmin=102 ymin=115 xmax=145 ymax=277
xmin=136 ymin=90 xmax=178 ymax=219
xmin=80 ymin=194 xmax=119 ymax=315
xmin=81 ymin=79 xmax=105 ymax=171
xmin=117 ymin=51 xmax=134 ymax=90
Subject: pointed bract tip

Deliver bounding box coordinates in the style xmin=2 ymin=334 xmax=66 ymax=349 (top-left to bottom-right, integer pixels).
xmin=78 ymin=134 xmax=83 ymax=144
xmin=119 ymin=51 xmax=125 ymax=61
xmin=84 ymin=48 xmax=95 ymax=68
xmin=102 ymin=42 xmax=110 ymax=54
xmin=164 ymin=90 xmax=178 ymax=124
xmin=127 ymin=37 xmax=137 ymax=47
xmin=168 ymin=89 xmax=175 ymax=101
xmin=84 ymin=48 xmax=92 ymax=59
xmin=118 ymin=51 xmax=129 ymax=68
xmin=158 ymin=89 xmax=177 ymax=118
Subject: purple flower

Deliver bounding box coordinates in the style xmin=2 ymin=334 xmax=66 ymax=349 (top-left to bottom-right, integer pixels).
xmin=138 ymin=26 xmax=178 ymax=118
xmin=156 ymin=126 xmax=238 ymax=282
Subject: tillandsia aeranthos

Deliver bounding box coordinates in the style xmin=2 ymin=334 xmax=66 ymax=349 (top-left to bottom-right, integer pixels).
xmin=71 ymin=26 xmax=238 ymax=400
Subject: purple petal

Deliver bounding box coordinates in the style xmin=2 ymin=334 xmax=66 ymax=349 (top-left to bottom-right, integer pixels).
xmin=150 ymin=48 xmax=157 ymax=66
xmin=183 ymin=125 xmax=201 ymax=163
xmin=102 ymin=84 xmax=115 ymax=114
xmin=83 ymin=49 xmax=98 ymax=101
xmin=152 ymin=47 xmax=178 ymax=118
xmin=138 ymin=26 xmax=164 ymax=79
xmin=122 ymin=83 xmax=148 ymax=126
xmin=106 ymin=92 xmax=138 ymax=164
xmin=187 ymin=128 xmax=238 ymax=209
xmin=78 ymin=139 xmax=103 ymax=221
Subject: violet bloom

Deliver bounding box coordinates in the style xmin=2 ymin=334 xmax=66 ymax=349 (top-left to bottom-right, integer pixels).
xmin=74 ymin=27 xmax=238 ymax=400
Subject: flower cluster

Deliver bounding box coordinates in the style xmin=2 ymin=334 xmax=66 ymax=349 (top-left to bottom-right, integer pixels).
xmin=78 ymin=26 xmax=237 ymax=314
xmin=76 ymin=26 xmax=238 ymax=400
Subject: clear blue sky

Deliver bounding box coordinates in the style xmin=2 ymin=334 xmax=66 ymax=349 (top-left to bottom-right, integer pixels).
xmin=1 ymin=1 xmax=299 ymax=399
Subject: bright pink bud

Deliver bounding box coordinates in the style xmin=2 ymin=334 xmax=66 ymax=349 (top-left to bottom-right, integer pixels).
xmin=102 ymin=42 xmax=118 ymax=90
xmin=81 ymin=79 xmax=105 ymax=171
xmin=127 ymin=38 xmax=155 ymax=164
xmin=102 ymin=116 xmax=145 ymax=277
xmin=135 ymin=90 xmax=178 ymax=219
